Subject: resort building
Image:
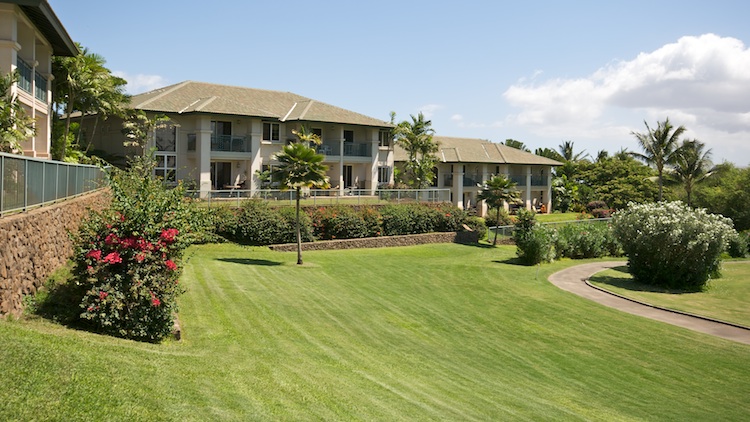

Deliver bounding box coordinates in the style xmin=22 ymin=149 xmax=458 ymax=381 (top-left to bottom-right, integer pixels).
xmin=394 ymin=136 xmax=562 ymax=214
xmin=0 ymin=0 xmax=77 ymax=158
xmin=81 ymin=81 xmax=394 ymax=196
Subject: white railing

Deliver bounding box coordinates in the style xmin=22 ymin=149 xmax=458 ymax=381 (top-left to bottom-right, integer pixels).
xmin=0 ymin=152 xmax=108 ymax=217
xmin=186 ymin=188 xmax=451 ymax=207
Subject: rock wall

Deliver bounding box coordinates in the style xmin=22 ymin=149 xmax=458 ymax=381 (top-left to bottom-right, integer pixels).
xmin=0 ymin=190 xmax=110 ymax=316
xmin=268 ymin=231 xmax=480 ymax=252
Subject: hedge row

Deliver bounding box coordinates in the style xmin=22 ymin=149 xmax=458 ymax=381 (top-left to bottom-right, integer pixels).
xmin=213 ymin=201 xmax=483 ymax=246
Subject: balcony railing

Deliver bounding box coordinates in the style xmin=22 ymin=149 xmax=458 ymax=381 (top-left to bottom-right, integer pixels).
xmin=317 ymin=141 xmax=372 ymax=157
xmin=34 ymin=72 xmax=47 ymax=101
xmin=187 ymin=134 xmax=250 ymax=153
xmin=16 ymin=58 xmax=32 ymax=93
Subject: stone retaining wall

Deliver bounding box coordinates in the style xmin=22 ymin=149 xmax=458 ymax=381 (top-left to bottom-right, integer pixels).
xmin=0 ymin=190 xmax=110 ymax=316
xmin=269 ymin=231 xmax=479 ymax=252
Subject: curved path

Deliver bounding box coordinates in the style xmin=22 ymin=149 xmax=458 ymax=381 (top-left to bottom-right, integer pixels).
xmin=548 ymin=261 xmax=750 ymax=345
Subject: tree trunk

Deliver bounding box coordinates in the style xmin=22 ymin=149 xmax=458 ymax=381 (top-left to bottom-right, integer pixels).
xmin=296 ymin=187 xmax=303 ymax=265
xmin=86 ymin=114 xmax=100 ymax=153
xmin=61 ymin=98 xmax=75 ymax=160
xmin=493 ymin=208 xmax=500 ymax=246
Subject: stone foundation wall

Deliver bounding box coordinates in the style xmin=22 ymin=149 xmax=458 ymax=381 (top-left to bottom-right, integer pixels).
xmin=0 ymin=190 xmax=110 ymax=316
xmin=269 ymin=231 xmax=479 ymax=252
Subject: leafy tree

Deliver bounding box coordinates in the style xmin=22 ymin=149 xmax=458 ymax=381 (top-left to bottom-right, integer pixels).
xmin=552 ymin=174 xmax=578 ymax=212
xmin=631 ymin=118 xmax=686 ymax=201
xmin=576 ymin=154 xmax=658 ymax=209
xmin=692 ymin=163 xmax=750 ymax=231
xmin=477 ymin=175 xmax=521 ymax=245
xmin=121 ymin=110 xmax=171 ymax=155
xmin=668 ymin=139 xmax=712 ymax=207
xmin=0 ymin=71 xmax=35 ymax=153
xmin=271 ymin=126 xmax=330 ymax=264
xmin=52 ymin=43 xmax=128 ymax=161
xmin=393 ymin=112 xmax=438 ymax=188
xmin=503 ymin=139 xmax=530 ymax=152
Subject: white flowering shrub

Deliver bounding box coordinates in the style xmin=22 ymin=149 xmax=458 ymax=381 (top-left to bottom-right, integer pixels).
xmin=611 ymin=201 xmax=736 ymax=290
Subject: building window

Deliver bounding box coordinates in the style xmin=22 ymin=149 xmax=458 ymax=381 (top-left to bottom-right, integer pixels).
xmin=155 ymin=153 xmax=176 ymax=183
xmin=156 ymin=124 xmax=176 ymax=152
xmin=343 ymin=130 xmax=354 ymax=143
xmin=379 ymin=130 xmax=391 ymax=147
xmin=263 ymin=122 xmax=280 ymax=142
xmin=378 ymin=166 xmax=390 ymax=184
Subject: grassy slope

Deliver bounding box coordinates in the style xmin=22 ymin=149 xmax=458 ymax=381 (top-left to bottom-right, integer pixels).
xmin=0 ymin=244 xmax=748 ymax=421
xmin=590 ymin=262 xmax=750 ymax=327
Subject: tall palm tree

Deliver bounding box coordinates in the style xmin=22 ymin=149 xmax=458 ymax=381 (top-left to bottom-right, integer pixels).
xmin=393 ymin=112 xmax=438 ymax=188
xmin=272 ymin=127 xmax=330 ymax=264
xmin=670 ymin=139 xmax=713 ymax=207
xmin=558 ymin=140 xmax=589 ymax=162
xmin=631 ymin=118 xmax=686 ymax=201
xmin=477 ymin=175 xmax=521 ymax=245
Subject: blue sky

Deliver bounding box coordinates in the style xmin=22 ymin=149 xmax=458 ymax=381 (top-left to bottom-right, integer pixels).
xmin=49 ymin=0 xmax=750 ymax=166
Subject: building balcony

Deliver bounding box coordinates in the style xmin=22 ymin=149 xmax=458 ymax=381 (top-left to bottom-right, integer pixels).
xmin=187 ymin=134 xmax=250 ymax=153
xmin=16 ymin=58 xmax=32 ymax=94
xmin=317 ymin=141 xmax=372 ymax=157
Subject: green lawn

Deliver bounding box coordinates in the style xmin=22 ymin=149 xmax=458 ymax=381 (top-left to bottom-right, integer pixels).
xmin=589 ymin=262 xmax=750 ymax=327
xmin=535 ymin=212 xmax=585 ymax=223
xmin=1 ymin=244 xmax=749 ymax=420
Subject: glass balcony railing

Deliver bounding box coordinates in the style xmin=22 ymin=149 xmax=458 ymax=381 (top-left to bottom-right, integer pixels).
xmin=187 ymin=134 xmax=250 ymax=153
xmin=16 ymin=58 xmax=32 ymax=93
xmin=317 ymin=141 xmax=372 ymax=157
xmin=34 ymin=72 xmax=47 ymax=101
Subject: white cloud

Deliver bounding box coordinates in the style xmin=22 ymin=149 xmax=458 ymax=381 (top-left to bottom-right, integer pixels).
xmin=418 ymin=104 xmax=443 ymax=119
xmin=450 ymin=114 xmax=464 ymax=122
xmin=503 ymin=34 xmax=750 ymax=164
xmin=113 ymin=71 xmax=169 ymax=94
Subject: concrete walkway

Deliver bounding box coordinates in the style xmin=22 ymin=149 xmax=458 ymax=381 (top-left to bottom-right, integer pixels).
xmin=548 ymin=261 xmax=750 ymax=345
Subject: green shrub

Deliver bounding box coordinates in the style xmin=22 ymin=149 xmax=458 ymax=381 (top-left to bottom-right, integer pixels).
xmin=359 ymin=206 xmax=384 ymax=237
xmin=224 ymin=200 xmax=312 ymax=245
xmin=429 ymin=203 xmax=468 ymax=232
xmin=612 ymin=201 xmax=736 ymax=291
xmin=727 ymin=230 xmax=749 ymax=258
xmin=309 ymin=206 xmax=370 ymax=240
xmin=514 ymin=225 xmax=556 ymax=265
xmin=381 ymin=204 xmax=439 ymax=235
xmin=465 ymin=216 xmax=488 ymax=240
xmin=553 ymin=222 xmax=619 ymax=259
xmin=69 ymin=155 xmax=203 ymax=342
xmin=586 ymin=201 xmax=608 ymax=213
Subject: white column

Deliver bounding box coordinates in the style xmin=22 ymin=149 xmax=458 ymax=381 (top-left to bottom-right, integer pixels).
xmin=453 ymin=164 xmax=464 ymax=210
xmin=249 ymin=119 xmax=262 ymax=194
xmin=525 ymin=165 xmax=532 ymax=210
xmin=369 ymin=130 xmax=378 ymax=194
xmin=479 ymin=164 xmax=489 ymax=217
xmin=338 ymin=128 xmax=345 ymax=194
xmin=196 ymin=117 xmax=212 ymax=197
xmin=545 ymin=165 xmax=553 ymax=213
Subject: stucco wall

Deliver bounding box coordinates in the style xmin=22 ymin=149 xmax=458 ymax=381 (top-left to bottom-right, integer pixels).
xmin=0 ymin=190 xmax=110 ymax=316
xmin=268 ymin=231 xmax=479 ymax=252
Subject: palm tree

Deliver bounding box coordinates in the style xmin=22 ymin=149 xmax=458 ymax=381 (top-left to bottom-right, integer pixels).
xmin=558 ymin=140 xmax=589 ymax=162
xmin=477 ymin=175 xmax=521 ymax=245
xmin=271 ymin=127 xmax=330 ymax=264
xmin=534 ymin=147 xmax=564 ymax=162
xmin=631 ymin=118 xmax=686 ymax=201
xmin=393 ymin=112 xmax=438 ymax=188
xmin=503 ymin=139 xmax=530 ymax=152
xmin=0 ymin=71 xmax=35 ymax=153
xmin=670 ymin=139 xmax=713 ymax=207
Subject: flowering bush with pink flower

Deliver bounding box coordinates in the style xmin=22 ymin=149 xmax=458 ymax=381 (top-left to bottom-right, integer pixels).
xmin=70 ymin=155 xmax=211 ymax=342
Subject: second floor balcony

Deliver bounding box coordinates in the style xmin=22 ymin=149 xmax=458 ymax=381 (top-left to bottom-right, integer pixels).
xmin=187 ymin=134 xmax=251 ymax=153
xmin=317 ymin=141 xmax=372 ymax=158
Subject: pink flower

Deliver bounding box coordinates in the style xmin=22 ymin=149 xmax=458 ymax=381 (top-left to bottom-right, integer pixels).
xmin=160 ymin=228 xmax=179 ymax=244
xmin=99 ymin=291 xmax=108 ymax=299
xmin=135 ymin=253 xmax=146 ymax=263
xmin=165 ymin=259 xmax=177 ymax=271
xmin=103 ymin=251 xmax=122 ymax=264
xmin=85 ymin=249 xmax=102 ymax=261
xmin=137 ymin=238 xmax=155 ymax=252
xmin=120 ymin=237 xmax=137 ymax=249
xmin=151 ymin=298 xmax=161 ymax=307
xmin=105 ymin=233 xmax=120 ymax=246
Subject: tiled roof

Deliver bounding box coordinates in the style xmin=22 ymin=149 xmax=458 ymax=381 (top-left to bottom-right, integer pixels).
xmin=394 ymin=136 xmax=563 ymax=166
xmin=129 ymin=81 xmax=393 ymax=128
xmin=10 ymin=0 xmax=78 ymax=56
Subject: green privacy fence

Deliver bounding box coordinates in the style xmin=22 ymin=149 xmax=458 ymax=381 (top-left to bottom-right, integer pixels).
xmin=0 ymin=152 xmax=108 ymax=217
